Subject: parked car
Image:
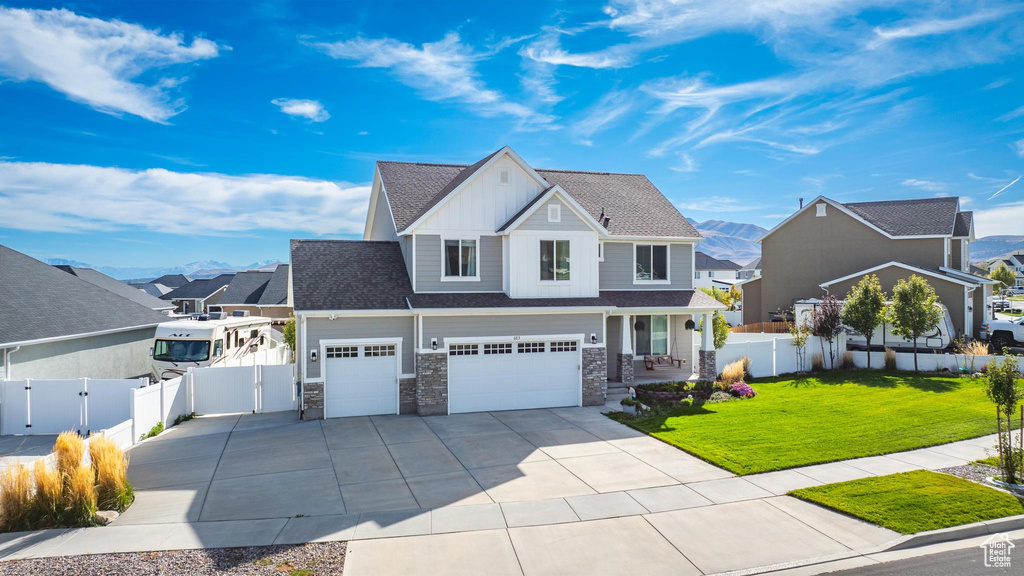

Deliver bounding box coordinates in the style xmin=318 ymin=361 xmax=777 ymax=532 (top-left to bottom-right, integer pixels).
xmin=993 ymin=299 xmax=1010 ymax=311
xmin=982 ymin=316 xmax=1024 ymax=350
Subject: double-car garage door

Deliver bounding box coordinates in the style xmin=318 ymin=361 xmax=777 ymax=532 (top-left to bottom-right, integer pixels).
xmin=322 ymin=337 xmax=582 ymax=417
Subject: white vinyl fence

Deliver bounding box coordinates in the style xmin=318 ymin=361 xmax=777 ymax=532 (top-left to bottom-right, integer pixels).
xmin=711 ymin=333 xmax=848 ymax=378
xmin=189 ymin=364 xmax=298 ymax=415
xmin=218 ymin=344 xmax=290 ymax=368
xmin=850 ymin=350 xmax=998 ymax=373
xmin=0 ymin=377 xmax=146 ymax=436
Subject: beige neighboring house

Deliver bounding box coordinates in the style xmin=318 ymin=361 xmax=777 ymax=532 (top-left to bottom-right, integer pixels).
xmin=740 ymin=196 xmax=997 ymax=338
xmin=209 ymin=265 xmax=291 ymax=323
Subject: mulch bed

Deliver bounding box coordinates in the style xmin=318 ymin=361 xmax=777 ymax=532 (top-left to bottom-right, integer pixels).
xmin=0 ymin=541 xmax=346 ymax=576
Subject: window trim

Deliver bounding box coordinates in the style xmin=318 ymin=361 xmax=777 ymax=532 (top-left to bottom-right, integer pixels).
xmin=539 ymin=238 xmax=572 ymax=284
xmin=633 ymin=243 xmax=671 ymax=285
xmin=439 ymin=235 xmax=481 ymax=282
xmin=633 ymin=314 xmax=670 ymax=356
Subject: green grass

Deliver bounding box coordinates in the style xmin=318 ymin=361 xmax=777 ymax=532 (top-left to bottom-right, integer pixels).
xmin=790 ymin=470 xmax=1024 ymax=534
xmin=608 ymin=370 xmax=1004 ymax=475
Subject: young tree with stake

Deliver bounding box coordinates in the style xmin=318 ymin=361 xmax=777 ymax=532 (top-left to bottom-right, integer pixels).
xmin=812 ymin=295 xmax=844 ymax=370
xmin=888 ymin=275 xmax=942 ymax=372
xmin=841 ymin=275 xmax=887 ymax=369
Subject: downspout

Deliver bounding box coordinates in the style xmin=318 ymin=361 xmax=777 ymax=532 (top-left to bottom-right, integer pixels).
xmin=4 ymin=346 xmax=19 ymax=380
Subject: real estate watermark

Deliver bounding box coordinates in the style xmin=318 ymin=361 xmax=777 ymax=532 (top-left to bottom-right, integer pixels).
xmin=979 ymin=533 xmax=1014 ymax=569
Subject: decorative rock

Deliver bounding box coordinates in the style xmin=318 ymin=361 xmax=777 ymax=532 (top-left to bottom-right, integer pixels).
xmin=95 ymin=510 xmax=120 ymax=525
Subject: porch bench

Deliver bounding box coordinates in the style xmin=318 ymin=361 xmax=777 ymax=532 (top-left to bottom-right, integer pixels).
xmin=644 ymin=355 xmax=682 ymax=371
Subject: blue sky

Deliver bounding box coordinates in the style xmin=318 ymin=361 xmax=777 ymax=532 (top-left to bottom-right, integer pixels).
xmin=0 ymin=0 xmax=1022 ymax=269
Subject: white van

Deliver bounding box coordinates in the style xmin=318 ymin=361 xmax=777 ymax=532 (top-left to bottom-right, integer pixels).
xmin=151 ymin=315 xmax=277 ymax=379
xmin=793 ymin=299 xmax=955 ymax=351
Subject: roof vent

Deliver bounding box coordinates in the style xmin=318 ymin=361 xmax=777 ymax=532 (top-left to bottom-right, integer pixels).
xmin=499 ymin=169 xmax=510 ymax=185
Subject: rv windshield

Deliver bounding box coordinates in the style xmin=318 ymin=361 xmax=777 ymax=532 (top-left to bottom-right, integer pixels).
xmin=153 ymin=339 xmax=210 ymax=362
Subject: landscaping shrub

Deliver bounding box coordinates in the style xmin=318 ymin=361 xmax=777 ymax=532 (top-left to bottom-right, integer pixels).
xmin=728 ymin=381 xmax=757 ymax=398
xmin=31 ymin=458 xmax=63 ymax=528
xmin=884 ymin=347 xmax=898 ymax=371
xmin=841 ymin=351 xmax=855 ymax=370
xmin=140 ymin=421 xmax=164 ymax=441
xmin=54 ymin=431 xmax=84 ymax=478
xmin=89 ymin=435 xmax=134 ymax=512
xmin=811 ymin=353 xmax=824 ymax=373
xmin=708 ymin=391 xmax=734 ymax=403
xmin=722 ymin=359 xmax=747 ymax=385
xmin=0 ymin=464 xmax=32 ymax=532
xmin=63 ymin=465 xmax=97 ymax=527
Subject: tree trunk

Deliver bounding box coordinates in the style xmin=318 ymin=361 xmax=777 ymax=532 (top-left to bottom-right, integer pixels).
xmin=865 ymin=330 xmax=873 ymax=369
xmin=913 ymin=338 xmax=919 ymax=372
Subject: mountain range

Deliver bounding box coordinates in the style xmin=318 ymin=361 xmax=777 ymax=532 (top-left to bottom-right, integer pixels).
xmin=688 ymin=219 xmax=766 ymax=265
xmin=967 ymin=235 xmax=1024 ymax=263
xmin=43 ymin=258 xmax=284 ymax=281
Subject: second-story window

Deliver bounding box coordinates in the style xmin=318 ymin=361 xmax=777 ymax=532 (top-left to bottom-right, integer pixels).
xmin=635 ymin=244 xmax=668 ymax=282
xmin=444 ymin=239 xmax=477 ymax=278
xmin=540 ymin=239 xmax=570 ymax=281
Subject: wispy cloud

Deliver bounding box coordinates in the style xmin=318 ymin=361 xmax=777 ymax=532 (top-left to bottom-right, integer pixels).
xmin=0 ymin=161 xmax=369 ymax=235
xmin=314 ymin=32 xmax=553 ymax=128
xmin=571 ymin=90 xmax=633 ymax=144
xmin=678 ymin=196 xmax=760 ymax=213
xmin=869 ymin=8 xmax=1014 ymax=47
xmin=975 ymin=200 xmax=1024 ymax=236
xmin=998 ymin=105 xmax=1024 ymax=122
xmin=272 ymin=98 xmax=330 ymax=122
xmin=0 ymin=7 xmax=220 ymax=123
xmin=1016 ymin=139 xmax=1024 ymax=158
xmin=902 ymin=179 xmax=947 ymax=192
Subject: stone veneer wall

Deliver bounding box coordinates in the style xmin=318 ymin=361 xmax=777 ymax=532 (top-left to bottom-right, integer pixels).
xmin=616 ymin=353 xmax=634 ymax=385
xmin=399 ymin=377 xmax=417 ymax=415
xmin=698 ymin=349 xmax=717 ymax=381
xmin=582 ymin=347 xmax=607 ymax=406
xmin=415 ymin=352 xmax=448 ymax=416
xmin=302 ymin=381 xmax=324 ymax=420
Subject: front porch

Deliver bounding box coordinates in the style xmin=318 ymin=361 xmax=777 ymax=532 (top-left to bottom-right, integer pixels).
xmin=605 ymin=309 xmax=719 ymax=389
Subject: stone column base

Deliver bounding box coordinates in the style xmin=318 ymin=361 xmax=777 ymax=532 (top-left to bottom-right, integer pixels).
xmin=616 ymin=353 xmax=634 ymax=385
xmin=302 ymin=382 xmax=324 ymax=420
xmin=416 ymin=351 xmax=448 ymax=416
xmin=698 ymin=349 xmax=717 ymax=381
xmin=399 ymin=377 xmax=417 ymax=415
xmin=582 ymin=347 xmax=608 ymax=406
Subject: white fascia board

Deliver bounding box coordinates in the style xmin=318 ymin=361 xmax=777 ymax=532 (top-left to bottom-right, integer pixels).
xmin=294 ymin=309 xmax=414 ymax=317
xmin=734 ymin=276 xmax=761 ymax=288
xmin=397 ymin=146 xmax=550 ymax=235
xmin=608 ymin=235 xmax=703 ymax=243
xmin=500 ymin=186 xmax=610 ymax=236
xmin=413 ymin=306 xmax=612 ymax=316
xmin=0 ymin=323 xmax=164 ymax=349
xmin=758 ymin=196 xmax=951 ymax=244
xmin=939 ymin=266 xmax=998 ymax=284
xmin=819 ymin=261 xmax=978 ymax=289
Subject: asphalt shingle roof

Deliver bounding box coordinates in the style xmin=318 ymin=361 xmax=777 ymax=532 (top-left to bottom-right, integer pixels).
xmin=377 ymin=149 xmax=701 ymax=238
xmin=151 ymin=274 xmax=190 ymax=288
xmin=742 ymin=257 xmax=761 ymax=270
xmin=54 ymin=266 xmax=174 ymax=311
xmin=161 ymin=274 xmax=234 ymax=301
xmin=953 ymin=211 xmax=972 ymax=237
xmin=2 ymin=245 xmax=170 ymax=346
xmin=695 ymin=252 xmax=742 ymax=271
xmin=406 ymin=290 xmax=723 ymax=310
xmin=257 ymin=264 xmax=289 ymax=305
xmin=843 ymin=197 xmax=960 ymax=237
xmin=219 ymin=271 xmax=273 ymax=305
xmin=291 ymin=240 xmax=412 ymax=311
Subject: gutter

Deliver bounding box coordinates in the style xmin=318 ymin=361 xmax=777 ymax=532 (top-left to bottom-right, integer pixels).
xmin=3 ymin=346 xmax=19 ymax=380
xmin=0 ymin=323 xmax=164 ymax=349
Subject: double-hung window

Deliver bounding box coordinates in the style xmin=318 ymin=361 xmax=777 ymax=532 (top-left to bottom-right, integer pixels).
xmin=540 ymin=240 xmax=570 ymax=281
xmin=443 ymin=239 xmax=478 ymax=279
xmin=635 ymin=244 xmax=668 ymax=282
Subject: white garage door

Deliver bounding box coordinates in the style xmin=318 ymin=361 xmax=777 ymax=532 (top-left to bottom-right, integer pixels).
xmin=448 ymin=339 xmax=581 ymax=414
xmin=324 ymin=343 xmax=398 ymax=418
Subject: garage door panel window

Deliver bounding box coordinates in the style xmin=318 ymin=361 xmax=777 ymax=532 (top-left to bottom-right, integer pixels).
xmin=326 ymin=346 xmax=358 ymax=358
xmin=365 ymin=344 xmax=396 ymax=357
xmin=518 ymin=342 xmax=546 ymax=353
xmin=483 ymin=343 xmax=512 ymax=354
xmin=450 ymin=344 xmax=479 ymax=356
xmin=549 ymin=341 xmax=578 ymax=352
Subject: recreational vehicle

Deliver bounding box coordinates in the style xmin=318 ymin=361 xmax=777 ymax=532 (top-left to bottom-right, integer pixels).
xmin=151 ymin=315 xmax=277 ymax=379
xmin=793 ymin=299 xmax=955 ymax=352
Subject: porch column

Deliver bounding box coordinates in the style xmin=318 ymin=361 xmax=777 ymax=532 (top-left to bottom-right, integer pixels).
xmin=616 ymin=315 xmax=634 ymax=386
xmin=698 ymin=311 xmax=717 ymax=380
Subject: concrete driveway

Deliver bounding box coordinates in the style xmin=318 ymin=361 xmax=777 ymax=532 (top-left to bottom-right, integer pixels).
xmin=119 ymin=405 xmax=732 ymax=527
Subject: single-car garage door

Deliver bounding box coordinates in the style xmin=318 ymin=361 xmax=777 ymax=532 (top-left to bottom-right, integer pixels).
xmin=324 ymin=343 xmax=398 ymax=418
xmin=448 ymin=339 xmax=581 ymax=414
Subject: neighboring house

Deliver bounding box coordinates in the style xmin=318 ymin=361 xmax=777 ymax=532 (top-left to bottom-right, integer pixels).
xmin=738 ymin=257 xmax=761 ymax=280
xmin=291 ymin=146 xmax=724 ymax=419
xmin=988 ymin=252 xmax=1024 ymax=289
xmin=740 ymin=196 xmax=996 ymax=337
xmin=210 ymin=265 xmax=291 ymax=322
xmin=54 ymin=265 xmax=176 ymax=312
xmin=160 ymin=274 xmax=234 ymax=314
xmin=693 ymin=251 xmax=742 ymax=289
xmin=1 ymin=245 xmax=170 ymax=380
xmin=131 ymin=274 xmax=190 ymax=298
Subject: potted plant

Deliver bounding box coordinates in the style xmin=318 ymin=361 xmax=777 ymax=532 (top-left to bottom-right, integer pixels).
xmin=620 ymin=396 xmax=638 ymax=415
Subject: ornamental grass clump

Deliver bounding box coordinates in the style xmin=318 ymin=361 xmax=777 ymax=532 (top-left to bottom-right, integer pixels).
xmin=0 ymin=464 xmax=32 ymax=532
xmin=811 ymin=353 xmax=825 ymax=373
xmin=54 ymin=431 xmax=84 ymax=479
xmin=841 ymin=351 xmax=855 ymax=370
xmin=722 ymin=359 xmax=747 ymax=385
xmin=89 ymin=436 xmax=133 ymax=512
xmin=884 ymin=347 xmax=898 ymax=371
xmin=31 ymin=458 xmax=63 ymax=528
xmin=63 ymin=465 xmax=97 ymax=527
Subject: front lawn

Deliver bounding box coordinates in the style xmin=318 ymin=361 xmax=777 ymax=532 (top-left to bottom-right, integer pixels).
xmin=608 ymin=370 xmax=1002 ymax=474
xmin=790 ymin=470 xmax=1024 ymax=534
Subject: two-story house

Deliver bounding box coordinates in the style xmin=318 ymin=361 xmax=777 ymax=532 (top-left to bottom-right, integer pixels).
xmin=693 ymin=252 xmax=742 ymax=290
xmin=290 ymin=147 xmax=724 ymax=419
xmin=988 ymin=252 xmax=1024 ymax=290
xmin=740 ymin=196 xmax=997 ymax=338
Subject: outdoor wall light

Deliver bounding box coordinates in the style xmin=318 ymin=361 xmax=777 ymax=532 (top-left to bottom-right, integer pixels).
xmin=431 ymin=338 xmax=438 ymax=351
xmin=590 ymin=334 xmax=597 ymax=344
xmin=684 ymin=319 xmax=696 ymax=330
xmin=310 ymin=349 xmax=318 ymax=363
